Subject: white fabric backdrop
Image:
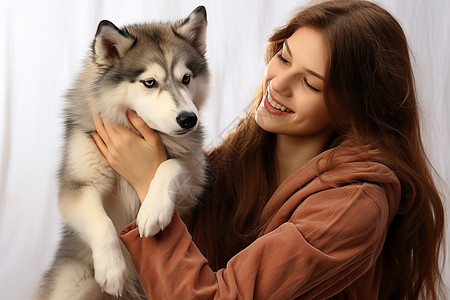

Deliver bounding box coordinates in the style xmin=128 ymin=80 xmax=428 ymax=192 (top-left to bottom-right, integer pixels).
xmin=0 ymin=0 xmax=448 ymax=298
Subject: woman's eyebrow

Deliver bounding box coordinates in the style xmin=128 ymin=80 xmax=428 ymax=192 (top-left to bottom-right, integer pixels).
xmin=306 ymin=69 xmax=324 ymax=81
xmin=284 ymin=40 xmax=325 ymax=81
xmin=284 ymin=40 xmax=292 ymax=57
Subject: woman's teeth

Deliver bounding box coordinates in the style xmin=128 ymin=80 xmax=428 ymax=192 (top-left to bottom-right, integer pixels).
xmin=267 ymin=92 xmax=292 ymax=112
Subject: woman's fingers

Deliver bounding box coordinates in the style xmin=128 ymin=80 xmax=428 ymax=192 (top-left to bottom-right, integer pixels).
xmin=127 ymin=110 xmax=161 ymax=147
xmin=91 ymin=111 xmax=112 ymax=146
xmin=91 ymin=131 xmax=109 ymax=157
xmin=90 ymin=109 xmax=163 ymax=156
xmin=91 ymin=111 xmax=124 ymax=149
xmin=92 ymin=110 xmax=156 ymax=148
xmin=103 ymin=118 xmax=119 ymax=138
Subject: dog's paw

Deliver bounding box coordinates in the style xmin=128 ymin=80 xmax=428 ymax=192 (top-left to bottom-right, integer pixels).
xmin=93 ymin=247 xmax=127 ymax=297
xmin=137 ymin=192 xmax=175 ymax=237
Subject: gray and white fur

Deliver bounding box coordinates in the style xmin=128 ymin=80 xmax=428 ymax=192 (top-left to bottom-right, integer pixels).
xmin=34 ymin=6 xmax=209 ymax=300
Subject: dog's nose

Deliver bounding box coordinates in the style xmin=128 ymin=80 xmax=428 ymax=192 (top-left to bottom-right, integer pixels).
xmin=176 ymin=111 xmax=198 ymax=129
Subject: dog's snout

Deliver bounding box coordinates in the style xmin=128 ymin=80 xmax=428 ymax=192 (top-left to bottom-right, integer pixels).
xmin=176 ymin=111 xmax=198 ymax=129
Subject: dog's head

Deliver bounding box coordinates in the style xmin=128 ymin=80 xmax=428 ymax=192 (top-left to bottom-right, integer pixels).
xmin=90 ymin=6 xmax=209 ymax=136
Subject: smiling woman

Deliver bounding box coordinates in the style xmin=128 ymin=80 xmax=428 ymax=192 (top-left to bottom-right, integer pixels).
xmin=1 ymin=0 xmax=449 ymax=299
xmin=256 ymin=26 xmax=332 ymax=142
xmin=85 ymin=1 xmax=446 ymax=299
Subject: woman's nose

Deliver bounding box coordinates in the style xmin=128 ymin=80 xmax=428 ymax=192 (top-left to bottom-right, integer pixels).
xmin=270 ymin=73 xmax=293 ymax=97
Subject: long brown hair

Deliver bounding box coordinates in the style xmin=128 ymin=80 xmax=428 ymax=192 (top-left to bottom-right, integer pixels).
xmin=208 ymin=0 xmax=445 ymax=298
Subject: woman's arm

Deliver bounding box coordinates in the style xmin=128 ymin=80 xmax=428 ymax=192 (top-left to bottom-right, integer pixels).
xmin=120 ymin=183 xmax=390 ymax=299
xmin=90 ymin=112 xmax=391 ymax=298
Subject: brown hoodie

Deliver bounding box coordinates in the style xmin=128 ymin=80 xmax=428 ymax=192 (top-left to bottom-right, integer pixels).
xmin=120 ymin=142 xmax=401 ymax=299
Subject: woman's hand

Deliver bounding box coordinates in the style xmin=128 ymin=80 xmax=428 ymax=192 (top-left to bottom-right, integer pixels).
xmin=91 ymin=110 xmax=167 ymax=202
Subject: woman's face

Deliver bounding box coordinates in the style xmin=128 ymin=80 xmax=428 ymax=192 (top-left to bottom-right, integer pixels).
xmin=256 ymin=26 xmax=333 ymax=138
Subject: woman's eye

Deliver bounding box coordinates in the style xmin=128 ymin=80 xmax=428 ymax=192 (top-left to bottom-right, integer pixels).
xmin=182 ymin=74 xmax=191 ymax=85
xmin=141 ymin=78 xmax=158 ymax=88
xmin=303 ymin=78 xmax=320 ymax=92
xmin=277 ymin=53 xmax=289 ymax=64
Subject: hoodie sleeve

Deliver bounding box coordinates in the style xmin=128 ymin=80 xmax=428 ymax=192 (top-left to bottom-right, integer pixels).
xmin=119 ymin=183 xmax=391 ymax=299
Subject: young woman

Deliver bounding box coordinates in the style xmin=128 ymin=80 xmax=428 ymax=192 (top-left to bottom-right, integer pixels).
xmin=91 ymin=0 xmax=445 ymax=298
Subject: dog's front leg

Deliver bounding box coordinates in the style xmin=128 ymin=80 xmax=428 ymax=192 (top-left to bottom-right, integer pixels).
xmin=136 ymin=159 xmax=189 ymax=237
xmin=59 ymin=186 xmax=126 ymax=297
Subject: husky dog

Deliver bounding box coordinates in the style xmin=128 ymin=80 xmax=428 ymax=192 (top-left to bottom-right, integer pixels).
xmin=34 ymin=6 xmax=209 ymax=300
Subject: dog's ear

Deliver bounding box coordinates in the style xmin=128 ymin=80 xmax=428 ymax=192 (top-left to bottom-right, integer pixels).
xmin=93 ymin=20 xmax=135 ymax=65
xmin=174 ymin=6 xmax=207 ymax=54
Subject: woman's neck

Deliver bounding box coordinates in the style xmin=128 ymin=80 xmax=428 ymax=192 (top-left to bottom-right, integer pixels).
xmin=274 ymin=133 xmax=331 ymax=185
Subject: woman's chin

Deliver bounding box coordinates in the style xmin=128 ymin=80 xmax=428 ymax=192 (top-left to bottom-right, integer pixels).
xmin=255 ymin=106 xmax=271 ymax=132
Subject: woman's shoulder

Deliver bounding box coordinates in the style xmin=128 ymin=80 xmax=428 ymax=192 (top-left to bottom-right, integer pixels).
xmin=261 ymin=141 xmax=401 ymax=234
xmin=282 ymin=139 xmax=397 ymax=185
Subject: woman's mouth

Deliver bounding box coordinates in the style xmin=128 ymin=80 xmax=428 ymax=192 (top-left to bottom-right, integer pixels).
xmin=263 ymin=91 xmax=294 ymax=115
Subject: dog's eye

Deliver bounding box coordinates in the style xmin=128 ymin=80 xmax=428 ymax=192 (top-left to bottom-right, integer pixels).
xmin=182 ymin=74 xmax=191 ymax=85
xmin=141 ymin=79 xmax=158 ymax=88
